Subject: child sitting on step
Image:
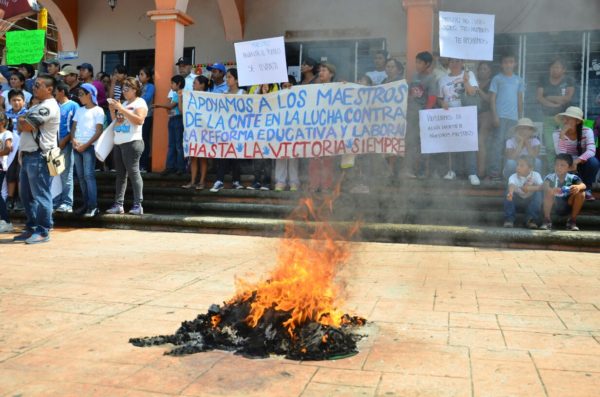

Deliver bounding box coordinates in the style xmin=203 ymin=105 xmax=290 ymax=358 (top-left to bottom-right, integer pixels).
xmin=540 ymin=153 xmax=586 ymax=231
xmin=504 ymin=155 xmax=543 ymax=229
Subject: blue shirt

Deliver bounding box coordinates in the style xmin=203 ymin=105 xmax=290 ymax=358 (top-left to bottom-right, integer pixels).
xmin=167 ymin=90 xmax=180 ymax=117
xmin=489 ymin=73 xmax=524 ymax=120
xmin=59 ymin=100 xmax=80 ymax=140
xmin=210 ymin=81 xmax=228 ymax=94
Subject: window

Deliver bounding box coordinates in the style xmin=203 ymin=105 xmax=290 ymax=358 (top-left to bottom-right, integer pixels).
xmin=101 ymin=47 xmax=195 ymax=76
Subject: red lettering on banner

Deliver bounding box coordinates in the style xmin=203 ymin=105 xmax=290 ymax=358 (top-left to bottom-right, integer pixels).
xmin=311 ymin=141 xmax=323 ymax=157
xmin=253 ymin=143 xmax=263 ymax=158
xmin=293 ymin=142 xmax=309 ymax=158
xmin=335 ymin=140 xmax=346 ymax=155
xmin=209 ymin=144 xmax=217 ymax=158
xmin=323 ymin=140 xmax=333 ymax=156
xmin=224 ymin=143 xmax=237 ymax=158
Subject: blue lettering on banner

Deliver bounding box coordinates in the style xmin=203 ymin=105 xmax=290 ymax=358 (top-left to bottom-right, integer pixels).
xmin=182 ymin=80 xmax=408 ymax=159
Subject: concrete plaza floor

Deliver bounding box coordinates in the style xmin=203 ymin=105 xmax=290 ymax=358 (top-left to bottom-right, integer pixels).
xmin=0 ymin=228 xmax=599 ymax=397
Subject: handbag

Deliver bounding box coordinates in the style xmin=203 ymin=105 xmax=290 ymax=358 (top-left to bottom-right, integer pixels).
xmin=44 ymin=147 xmax=65 ymax=176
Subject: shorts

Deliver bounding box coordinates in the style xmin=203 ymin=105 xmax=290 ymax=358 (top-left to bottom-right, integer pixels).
xmin=6 ymin=160 xmax=19 ymax=183
xmin=553 ymin=197 xmax=571 ymax=216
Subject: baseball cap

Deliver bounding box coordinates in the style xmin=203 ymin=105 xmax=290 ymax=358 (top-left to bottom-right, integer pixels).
xmin=175 ymin=57 xmax=192 ymax=66
xmin=58 ymin=65 xmax=78 ymax=76
xmin=77 ymin=62 xmax=94 ymax=73
xmin=207 ymin=63 xmax=226 ymax=73
xmin=80 ymin=83 xmax=98 ymax=105
xmin=43 ymin=58 xmax=61 ymax=66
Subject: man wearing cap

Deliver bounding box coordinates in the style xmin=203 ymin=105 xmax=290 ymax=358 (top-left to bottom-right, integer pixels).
xmin=175 ymin=57 xmax=197 ymax=91
xmin=44 ymin=59 xmax=61 ymax=80
xmin=58 ymin=65 xmax=82 ymax=106
xmin=14 ymin=74 xmax=60 ymax=244
xmin=207 ymin=63 xmax=228 ymax=93
xmin=78 ymin=63 xmax=108 ymax=108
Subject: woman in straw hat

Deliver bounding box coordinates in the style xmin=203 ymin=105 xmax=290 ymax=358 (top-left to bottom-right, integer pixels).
xmin=553 ymin=106 xmax=599 ymax=201
xmin=503 ymin=117 xmax=542 ymax=179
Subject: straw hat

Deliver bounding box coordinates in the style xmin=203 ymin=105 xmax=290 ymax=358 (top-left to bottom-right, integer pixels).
xmin=510 ymin=117 xmax=536 ymax=135
xmin=555 ymin=106 xmax=584 ymax=124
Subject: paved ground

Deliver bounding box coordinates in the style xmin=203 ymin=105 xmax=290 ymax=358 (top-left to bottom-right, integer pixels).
xmin=0 ymin=228 xmax=599 ymax=397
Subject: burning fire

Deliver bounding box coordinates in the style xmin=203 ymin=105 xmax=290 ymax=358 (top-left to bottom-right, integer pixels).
xmin=227 ymin=197 xmax=359 ymax=337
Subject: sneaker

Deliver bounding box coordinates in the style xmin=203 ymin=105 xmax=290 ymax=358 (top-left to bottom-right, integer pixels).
xmin=55 ymin=204 xmax=73 ymax=213
xmin=503 ymin=220 xmax=514 ymax=228
xmin=83 ymin=208 xmax=99 ymax=218
xmin=105 ymin=203 xmax=124 ymax=214
xmin=210 ymin=181 xmax=224 ymax=192
xmin=274 ymin=183 xmax=285 ymax=192
xmin=585 ymin=190 xmax=596 ymax=201
xmin=246 ymin=182 xmax=261 ymax=190
xmin=6 ymin=198 xmax=14 ymax=211
xmin=401 ymin=170 xmax=418 ymax=179
xmin=468 ymin=174 xmax=481 ymax=186
xmin=232 ymin=181 xmax=245 ymax=190
xmin=25 ymin=233 xmax=50 ymax=245
xmin=526 ymin=219 xmax=538 ymax=230
xmin=259 ymin=185 xmax=270 ymax=191
xmin=289 ymin=184 xmax=299 ymax=192
xmin=181 ymin=182 xmax=196 ymax=189
xmin=195 ymin=184 xmax=205 ymax=190
xmin=539 ymin=219 xmax=552 ymax=230
xmin=0 ymin=220 xmax=14 ymax=233
xmin=443 ymin=170 xmax=456 ymax=180
xmin=13 ymin=200 xmax=24 ymax=212
xmin=13 ymin=230 xmax=33 ymax=242
xmin=565 ymin=218 xmax=579 ymax=231
xmin=350 ymin=184 xmax=370 ymax=194
xmin=129 ymin=204 xmax=144 ymax=215
xmin=140 ymin=168 xmax=148 ymax=173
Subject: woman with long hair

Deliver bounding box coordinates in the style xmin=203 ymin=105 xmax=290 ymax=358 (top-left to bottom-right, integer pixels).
xmin=182 ymin=75 xmax=210 ymax=189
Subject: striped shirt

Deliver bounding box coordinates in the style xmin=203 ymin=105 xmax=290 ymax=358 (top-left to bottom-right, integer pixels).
xmin=553 ymin=127 xmax=596 ymax=161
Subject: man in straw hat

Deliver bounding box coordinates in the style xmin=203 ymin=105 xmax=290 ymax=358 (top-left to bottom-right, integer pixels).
xmin=552 ymin=106 xmax=599 ymax=201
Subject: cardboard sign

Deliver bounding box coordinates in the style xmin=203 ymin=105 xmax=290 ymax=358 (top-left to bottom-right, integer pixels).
xmin=183 ymin=80 xmax=409 ymax=159
xmin=439 ymin=11 xmax=495 ymax=61
xmin=234 ymin=36 xmax=289 ymax=86
xmin=419 ymin=106 xmax=478 ymax=154
xmin=6 ymin=29 xmax=45 ymax=65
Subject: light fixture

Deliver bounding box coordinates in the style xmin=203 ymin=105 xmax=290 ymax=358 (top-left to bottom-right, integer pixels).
xmin=108 ymin=0 xmax=116 ymax=11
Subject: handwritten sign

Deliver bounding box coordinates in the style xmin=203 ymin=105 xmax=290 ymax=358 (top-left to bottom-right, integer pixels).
xmin=234 ymin=36 xmax=289 ymax=86
xmin=439 ymin=11 xmax=495 ymax=61
xmin=183 ymin=80 xmax=408 ymax=159
xmin=6 ymin=29 xmax=45 ymax=65
xmin=419 ymin=106 xmax=478 ymax=154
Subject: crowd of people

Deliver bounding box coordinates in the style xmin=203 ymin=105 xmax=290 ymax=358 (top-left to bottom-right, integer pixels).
xmin=0 ymin=48 xmax=599 ymax=242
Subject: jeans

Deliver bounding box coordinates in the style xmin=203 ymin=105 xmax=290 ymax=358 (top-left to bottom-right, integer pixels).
xmin=504 ymin=191 xmax=542 ymax=223
xmin=20 ymin=151 xmax=53 ymax=235
xmin=216 ymin=159 xmax=241 ymax=183
xmin=274 ymin=158 xmax=300 ymax=186
xmin=0 ymin=171 xmax=9 ymax=222
xmin=253 ymin=160 xmax=272 ymax=186
xmin=54 ymin=142 xmax=74 ymax=208
xmin=577 ymin=156 xmax=600 ymax=189
xmin=166 ymin=115 xmax=185 ymax=172
xmin=114 ymin=140 xmax=144 ymax=205
xmin=73 ymin=145 xmax=98 ymax=210
xmin=503 ymin=158 xmax=543 ymax=179
xmin=489 ymin=118 xmax=517 ymax=176
xmin=140 ymin=116 xmax=153 ymax=171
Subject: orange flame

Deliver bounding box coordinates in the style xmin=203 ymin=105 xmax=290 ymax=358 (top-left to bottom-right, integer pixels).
xmin=230 ymin=188 xmax=359 ymax=337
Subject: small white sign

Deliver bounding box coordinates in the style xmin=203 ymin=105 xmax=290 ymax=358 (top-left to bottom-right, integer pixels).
xmin=419 ymin=107 xmax=478 ymax=154
xmin=439 ymin=11 xmax=495 ymax=61
xmin=234 ymin=36 xmax=288 ymax=86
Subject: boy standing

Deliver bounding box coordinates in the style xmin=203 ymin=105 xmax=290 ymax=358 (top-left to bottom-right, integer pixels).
xmin=540 ymin=153 xmax=586 ymax=231
xmin=504 ymin=155 xmax=543 ymax=229
xmin=54 ymin=82 xmax=79 ymax=213
xmin=0 ymin=112 xmax=14 ymax=233
xmin=5 ymin=89 xmax=28 ymax=211
xmin=489 ymin=53 xmax=525 ymax=179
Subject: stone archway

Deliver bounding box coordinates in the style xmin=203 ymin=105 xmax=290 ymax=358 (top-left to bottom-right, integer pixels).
xmin=39 ymin=0 xmax=77 ymax=50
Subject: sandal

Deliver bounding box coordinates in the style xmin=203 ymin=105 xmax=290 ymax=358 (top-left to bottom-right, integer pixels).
xmin=181 ymin=183 xmax=196 ymax=189
xmin=195 ymin=184 xmax=205 ymax=190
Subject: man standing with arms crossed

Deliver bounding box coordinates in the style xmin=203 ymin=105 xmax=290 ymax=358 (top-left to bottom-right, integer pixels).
xmin=13 ymin=75 xmax=60 ymax=244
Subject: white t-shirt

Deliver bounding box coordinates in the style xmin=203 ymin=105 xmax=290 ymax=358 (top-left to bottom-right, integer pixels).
xmin=438 ymin=71 xmax=478 ymax=108
xmin=366 ymin=70 xmax=387 ymax=85
xmin=0 ymin=130 xmax=13 ymax=171
xmin=505 ymin=136 xmax=541 ymax=156
xmin=508 ymin=171 xmax=543 ymax=199
xmin=2 ymin=90 xmax=32 ymax=112
xmin=73 ymin=106 xmax=105 ymax=143
xmin=113 ymin=97 xmax=148 ymax=145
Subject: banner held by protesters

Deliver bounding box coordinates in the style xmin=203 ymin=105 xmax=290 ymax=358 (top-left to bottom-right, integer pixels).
xmin=183 ymin=80 xmax=408 ymax=159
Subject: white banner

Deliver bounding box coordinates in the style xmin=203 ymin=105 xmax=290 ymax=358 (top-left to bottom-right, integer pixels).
xmin=439 ymin=11 xmax=495 ymax=61
xmin=235 ymin=36 xmax=289 ymax=86
xmin=419 ymin=106 xmax=478 ymax=154
xmin=183 ymin=81 xmax=409 ymax=159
